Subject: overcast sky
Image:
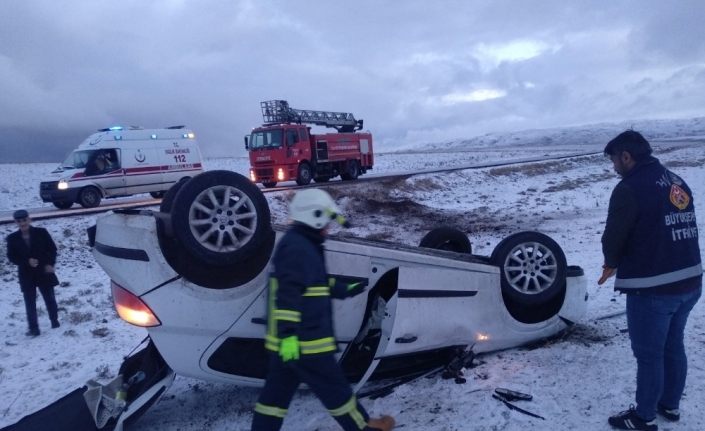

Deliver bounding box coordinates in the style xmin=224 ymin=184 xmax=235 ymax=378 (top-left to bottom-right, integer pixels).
xmin=2 ymin=0 xmax=705 ymax=162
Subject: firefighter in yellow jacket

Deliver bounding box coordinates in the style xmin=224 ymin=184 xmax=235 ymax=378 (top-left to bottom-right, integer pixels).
xmin=251 ymin=189 xmax=395 ymax=431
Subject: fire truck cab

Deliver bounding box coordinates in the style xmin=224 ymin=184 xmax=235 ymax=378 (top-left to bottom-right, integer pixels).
xmin=246 ymin=100 xmax=373 ymax=188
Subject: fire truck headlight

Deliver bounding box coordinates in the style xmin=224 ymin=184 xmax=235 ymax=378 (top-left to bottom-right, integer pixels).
xmin=249 ymin=170 xmax=256 ymax=182
xmin=58 ymin=180 xmax=69 ymax=190
xmin=277 ymin=168 xmax=285 ymax=181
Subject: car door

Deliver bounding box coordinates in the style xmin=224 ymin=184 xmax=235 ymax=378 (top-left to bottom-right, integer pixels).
xmin=378 ymin=263 xmax=497 ymax=356
xmin=341 ymin=256 xmax=498 ymax=392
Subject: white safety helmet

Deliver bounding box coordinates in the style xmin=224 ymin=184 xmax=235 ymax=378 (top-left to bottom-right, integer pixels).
xmin=289 ymin=189 xmax=349 ymax=230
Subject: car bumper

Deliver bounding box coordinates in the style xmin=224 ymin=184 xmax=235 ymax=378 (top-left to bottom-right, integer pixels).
xmin=40 ymin=187 xmax=80 ymax=203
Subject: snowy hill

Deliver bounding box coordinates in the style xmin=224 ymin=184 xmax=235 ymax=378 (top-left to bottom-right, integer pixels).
xmin=391 ymin=117 xmax=705 ymax=153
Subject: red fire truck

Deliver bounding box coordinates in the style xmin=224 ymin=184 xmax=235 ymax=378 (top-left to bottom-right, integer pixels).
xmin=245 ymin=100 xmax=373 ymax=188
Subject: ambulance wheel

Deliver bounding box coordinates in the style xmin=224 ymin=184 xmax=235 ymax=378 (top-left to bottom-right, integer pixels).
xmin=78 ymin=187 xmax=102 ymax=208
xmin=296 ymin=162 xmax=312 ymax=186
xmin=490 ymin=231 xmax=566 ymax=306
xmin=53 ymin=200 xmax=73 ymax=210
xmin=419 ymin=227 xmax=472 ymax=253
xmin=262 ymin=181 xmax=278 ymax=188
xmin=170 ymin=170 xmax=274 ymax=266
xmin=150 ymin=191 xmax=166 ymax=199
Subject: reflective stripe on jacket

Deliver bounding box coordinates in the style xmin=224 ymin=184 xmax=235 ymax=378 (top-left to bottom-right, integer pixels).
xmin=265 ymin=224 xmax=352 ymax=356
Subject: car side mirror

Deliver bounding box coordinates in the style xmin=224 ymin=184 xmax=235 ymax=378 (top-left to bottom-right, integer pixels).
xmin=244 ymin=136 xmax=249 ymax=150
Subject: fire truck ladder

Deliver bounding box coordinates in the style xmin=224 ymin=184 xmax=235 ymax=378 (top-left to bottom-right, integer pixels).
xmin=261 ymin=100 xmax=363 ymax=133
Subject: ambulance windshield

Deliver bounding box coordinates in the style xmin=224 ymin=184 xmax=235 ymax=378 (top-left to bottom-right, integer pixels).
xmin=62 ymin=150 xmax=97 ymax=169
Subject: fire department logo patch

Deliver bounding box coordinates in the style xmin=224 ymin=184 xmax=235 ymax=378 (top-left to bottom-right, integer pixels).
xmin=670 ymin=184 xmax=690 ymax=210
xmin=668 ymin=171 xmax=683 ymax=186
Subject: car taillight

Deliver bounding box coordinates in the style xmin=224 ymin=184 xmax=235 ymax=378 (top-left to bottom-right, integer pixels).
xmin=111 ymin=281 xmax=161 ymax=327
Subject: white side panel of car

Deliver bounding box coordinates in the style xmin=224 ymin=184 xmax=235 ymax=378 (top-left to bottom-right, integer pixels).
xmin=93 ymin=214 xmax=179 ymax=293
xmin=556 ymin=275 xmax=588 ymax=324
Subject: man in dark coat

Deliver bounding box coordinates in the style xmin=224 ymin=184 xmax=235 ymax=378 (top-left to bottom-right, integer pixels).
xmin=599 ymin=131 xmax=702 ymax=431
xmin=251 ymin=189 xmax=395 ymax=431
xmin=6 ymin=209 xmax=60 ymax=336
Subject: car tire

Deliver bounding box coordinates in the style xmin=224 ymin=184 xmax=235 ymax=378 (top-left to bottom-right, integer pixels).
xmin=296 ymin=162 xmax=312 ymax=186
xmin=150 ymin=191 xmax=166 ymax=199
xmin=490 ymin=231 xmax=567 ymax=306
xmin=160 ymin=177 xmax=191 ymax=213
xmin=419 ymin=227 xmax=472 ymax=253
xmin=170 ymin=170 xmax=273 ymax=266
xmin=53 ymin=200 xmax=73 ymax=210
xmin=262 ymin=181 xmax=278 ymax=188
xmin=78 ymin=187 xmax=102 ymax=208
xmin=159 ymin=227 xmax=275 ymax=289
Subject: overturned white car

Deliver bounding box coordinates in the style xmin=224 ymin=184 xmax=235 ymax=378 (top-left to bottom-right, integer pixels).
xmin=89 ymin=170 xmax=587 ymax=421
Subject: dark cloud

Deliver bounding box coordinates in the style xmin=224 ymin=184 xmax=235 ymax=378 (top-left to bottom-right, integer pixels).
xmin=1 ymin=0 xmax=704 ymax=161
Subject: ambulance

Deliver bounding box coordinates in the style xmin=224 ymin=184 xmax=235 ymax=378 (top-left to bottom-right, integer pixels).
xmin=39 ymin=126 xmax=204 ymax=209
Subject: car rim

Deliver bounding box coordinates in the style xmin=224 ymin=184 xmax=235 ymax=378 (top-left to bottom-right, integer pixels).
xmin=187 ymin=185 xmax=258 ymax=252
xmin=502 ymin=241 xmax=558 ymax=295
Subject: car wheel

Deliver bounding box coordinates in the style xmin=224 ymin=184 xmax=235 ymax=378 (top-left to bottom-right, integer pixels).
xmin=150 ymin=191 xmax=166 ymax=199
xmin=159 ymin=227 xmax=275 ymax=289
xmin=262 ymin=181 xmax=278 ymax=188
xmin=160 ymin=177 xmax=191 ymax=213
xmin=313 ymin=176 xmax=330 ymax=183
xmin=53 ymin=200 xmax=73 ymax=209
xmin=78 ymin=187 xmax=102 ymax=208
xmin=490 ymin=231 xmax=566 ymax=306
xmin=296 ymin=162 xmax=312 ymax=186
xmin=419 ymin=227 xmax=472 ymax=253
xmin=170 ymin=170 xmax=273 ymax=266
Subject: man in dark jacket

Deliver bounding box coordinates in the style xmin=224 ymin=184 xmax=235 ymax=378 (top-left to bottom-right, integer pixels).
xmin=6 ymin=209 xmax=60 ymax=336
xmin=251 ymin=189 xmax=395 ymax=431
xmin=598 ymin=131 xmax=702 ymax=431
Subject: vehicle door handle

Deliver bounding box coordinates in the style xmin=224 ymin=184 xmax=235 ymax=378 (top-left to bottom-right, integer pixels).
xmin=394 ymin=335 xmax=417 ymax=344
xmin=251 ymin=317 xmax=266 ymax=325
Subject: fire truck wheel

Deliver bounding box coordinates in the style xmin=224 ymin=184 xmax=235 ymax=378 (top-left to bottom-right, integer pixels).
xmin=341 ymin=160 xmax=359 ymax=181
xmin=314 ymin=176 xmax=330 ymax=183
xmin=53 ymin=200 xmax=73 ymax=210
xmin=296 ymin=162 xmax=312 ymax=186
xmin=160 ymin=177 xmax=191 ymax=213
xmin=78 ymin=186 xmax=102 ymax=208
xmin=170 ymin=170 xmax=274 ymax=266
xmin=262 ymin=181 xmax=278 ymax=188
xmin=419 ymin=227 xmax=472 ymax=253
xmin=490 ymin=231 xmax=566 ymax=306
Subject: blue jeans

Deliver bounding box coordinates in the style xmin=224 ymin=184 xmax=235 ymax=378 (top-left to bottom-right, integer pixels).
xmin=627 ymin=287 xmax=702 ymax=420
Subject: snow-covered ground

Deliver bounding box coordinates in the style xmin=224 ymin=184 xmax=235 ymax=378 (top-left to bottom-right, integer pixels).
xmin=0 ymin=148 xmax=587 ymax=213
xmin=1 ymin=139 xmax=704 ymax=431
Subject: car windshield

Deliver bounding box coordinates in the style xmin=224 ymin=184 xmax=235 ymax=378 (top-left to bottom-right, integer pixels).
xmin=62 ymin=150 xmax=98 ymax=169
xmin=249 ymin=130 xmax=283 ymax=149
